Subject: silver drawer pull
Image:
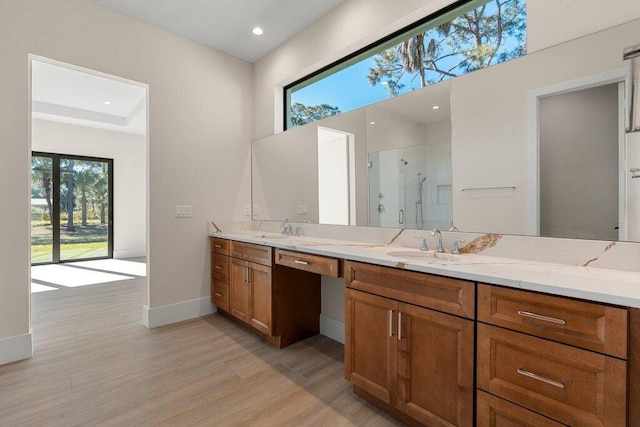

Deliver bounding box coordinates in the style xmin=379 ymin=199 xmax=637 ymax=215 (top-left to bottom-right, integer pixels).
xmin=214 ymin=244 xmax=222 ymax=248
xmin=517 ymin=311 xmax=566 ymax=325
xmin=294 ymin=260 xmax=309 ymax=265
xmin=397 ymin=312 xmax=402 ymax=340
xmin=388 ymin=310 xmax=394 ymax=337
xmin=214 ymin=292 xmax=223 ymax=297
xmin=214 ymin=266 xmax=222 ymax=270
xmin=517 ymin=368 xmax=565 ymax=389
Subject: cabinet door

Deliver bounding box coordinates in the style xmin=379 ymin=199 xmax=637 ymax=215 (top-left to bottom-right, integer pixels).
xmin=345 ymin=289 xmax=398 ymax=406
xmin=249 ymin=262 xmax=272 ymax=335
xmin=398 ymin=302 xmax=474 ymax=427
xmin=229 ymin=258 xmax=250 ymax=323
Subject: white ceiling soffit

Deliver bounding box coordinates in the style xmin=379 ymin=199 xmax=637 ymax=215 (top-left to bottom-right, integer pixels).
xmin=31 ymin=60 xmax=146 ymax=134
xmin=374 ymin=80 xmax=452 ymax=125
xmin=87 ymin=0 xmax=345 ymax=63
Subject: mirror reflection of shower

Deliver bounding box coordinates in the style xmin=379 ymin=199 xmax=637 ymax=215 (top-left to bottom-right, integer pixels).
xmin=416 ymin=173 xmax=427 ymax=229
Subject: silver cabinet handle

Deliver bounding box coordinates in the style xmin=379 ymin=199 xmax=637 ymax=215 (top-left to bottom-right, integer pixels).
xmin=294 ymin=260 xmax=309 ymax=265
xmin=388 ymin=310 xmax=394 ymax=337
xmin=517 ymin=368 xmax=565 ymax=388
xmin=517 ymin=311 xmax=566 ymax=325
xmin=397 ymin=312 xmax=403 ymax=340
xmin=399 ymin=209 xmax=405 ymax=225
xmin=214 ymin=266 xmax=222 ymax=270
xmin=214 ymin=244 xmax=222 ymax=248
xmin=247 ymin=267 xmax=251 ymax=284
xmin=243 ymin=266 xmax=247 ymax=283
xmin=214 ymin=292 xmax=223 ymax=297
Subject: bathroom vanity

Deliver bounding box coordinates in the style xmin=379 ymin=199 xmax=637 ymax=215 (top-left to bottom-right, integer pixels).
xmin=209 ymin=228 xmax=640 ymax=426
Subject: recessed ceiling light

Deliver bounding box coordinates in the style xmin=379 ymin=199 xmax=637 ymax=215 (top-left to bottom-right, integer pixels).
xmin=252 ymin=27 xmax=264 ymax=35
xmin=432 ymin=105 xmax=440 ymax=110
xmin=103 ymin=100 xmax=111 ymax=105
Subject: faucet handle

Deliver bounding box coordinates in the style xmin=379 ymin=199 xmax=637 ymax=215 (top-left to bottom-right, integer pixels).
xmin=451 ymin=239 xmax=466 ymax=255
xmin=414 ymin=235 xmax=428 ymax=251
xmin=295 ymin=227 xmax=302 ymax=237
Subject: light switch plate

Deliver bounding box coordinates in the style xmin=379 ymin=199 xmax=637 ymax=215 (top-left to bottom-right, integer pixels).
xmin=253 ymin=204 xmax=259 ymax=216
xmin=245 ymin=204 xmax=252 ymax=216
xmin=175 ymin=205 xmax=192 ymax=218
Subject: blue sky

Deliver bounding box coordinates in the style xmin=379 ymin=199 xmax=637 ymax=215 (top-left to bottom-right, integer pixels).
xmin=290 ymin=0 xmax=526 ymax=119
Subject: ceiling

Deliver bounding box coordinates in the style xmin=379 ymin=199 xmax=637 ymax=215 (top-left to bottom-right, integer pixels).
xmin=32 ymin=60 xmax=147 ymax=134
xmin=373 ymin=80 xmax=452 ymax=125
xmin=87 ymin=0 xmax=346 ymax=63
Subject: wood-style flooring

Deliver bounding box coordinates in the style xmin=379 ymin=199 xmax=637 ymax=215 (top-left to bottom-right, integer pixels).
xmin=0 ymin=269 xmax=401 ymax=426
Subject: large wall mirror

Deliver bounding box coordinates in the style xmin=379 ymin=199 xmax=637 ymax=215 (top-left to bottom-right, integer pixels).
xmin=252 ymin=17 xmax=640 ymax=242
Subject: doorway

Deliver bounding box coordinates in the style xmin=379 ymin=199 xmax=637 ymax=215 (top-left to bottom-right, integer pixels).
xmin=31 ymin=152 xmax=113 ymax=264
xmin=526 ymin=68 xmax=628 ymax=239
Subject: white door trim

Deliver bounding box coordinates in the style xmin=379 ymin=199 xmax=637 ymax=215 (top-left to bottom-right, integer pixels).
xmin=525 ymin=67 xmax=630 ymax=236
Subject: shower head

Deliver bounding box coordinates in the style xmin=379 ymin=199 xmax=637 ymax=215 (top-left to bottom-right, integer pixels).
xmin=401 ymin=158 xmax=408 ymax=165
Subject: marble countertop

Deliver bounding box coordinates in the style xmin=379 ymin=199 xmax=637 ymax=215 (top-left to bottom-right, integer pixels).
xmin=210 ymin=230 xmax=640 ymax=309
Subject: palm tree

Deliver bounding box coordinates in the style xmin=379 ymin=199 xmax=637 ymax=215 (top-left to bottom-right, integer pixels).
xmin=369 ymin=0 xmax=526 ymax=95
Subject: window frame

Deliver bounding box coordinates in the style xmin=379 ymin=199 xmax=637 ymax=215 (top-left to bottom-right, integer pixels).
xmin=283 ymin=0 xmax=518 ymax=130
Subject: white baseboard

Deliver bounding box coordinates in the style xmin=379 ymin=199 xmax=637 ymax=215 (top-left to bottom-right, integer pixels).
xmin=143 ymin=298 xmax=216 ymax=328
xmin=114 ymin=248 xmax=146 ymax=259
xmin=0 ymin=330 xmax=33 ymax=366
xmin=320 ymin=314 xmax=344 ymax=344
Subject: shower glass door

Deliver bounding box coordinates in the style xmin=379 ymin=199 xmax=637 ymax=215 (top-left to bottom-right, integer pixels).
xmin=31 ymin=152 xmax=113 ymax=264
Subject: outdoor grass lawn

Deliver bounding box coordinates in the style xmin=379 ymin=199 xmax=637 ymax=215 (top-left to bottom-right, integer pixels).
xmin=31 ymin=224 xmax=108 ymax=263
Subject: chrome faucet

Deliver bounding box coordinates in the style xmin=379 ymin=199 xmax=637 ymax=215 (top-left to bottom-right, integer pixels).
xmin=414 ymin=235 xmax=428 ymax=251
xmin=432 ymin=229 xmax=444 ymax=253
xmin=280 ymin=218 xmax=293 ymax=236
xmin=451 ymin=239 xmax=465 ymax=255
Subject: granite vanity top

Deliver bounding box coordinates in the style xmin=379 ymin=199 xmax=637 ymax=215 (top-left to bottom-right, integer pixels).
xmin=210 ymin=229 xmax=640 ymax=309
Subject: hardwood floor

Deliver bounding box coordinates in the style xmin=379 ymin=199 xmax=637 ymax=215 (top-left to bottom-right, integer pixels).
xmin=1 ymin=271 xmax=402 ymax=426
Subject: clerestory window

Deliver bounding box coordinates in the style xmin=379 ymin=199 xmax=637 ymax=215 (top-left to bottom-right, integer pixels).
xmin=284 ymin=0 xmax=526 ymax=129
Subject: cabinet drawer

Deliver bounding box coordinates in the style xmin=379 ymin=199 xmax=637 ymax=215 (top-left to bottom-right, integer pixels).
xmin=275 ymin=249 xmax=341 ymax=277
xmin=212 ymin=280 xmax=229 ymax=312
xmin=478 ymin=284 xmax=628 ymax=358
xmin=477 ymin=391 xmax=567 ymax=427
xmin=344 ymin=261 xmax=475 ymax=319
xmin=212 ymin=253 xmax=229 ymax=283
xmin=211 ymin=237 xmax=230 ymax=255
xmin=230 ymin=241 xmax=272 ymax=266
xmin=477 ymin=324 xmax=627 ymax=426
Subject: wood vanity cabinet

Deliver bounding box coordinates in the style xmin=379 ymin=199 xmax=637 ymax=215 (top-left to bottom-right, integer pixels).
xmin=477 ymin=284 xmax=628 ymax=427
xmin=209 ymin=238 xmax=321 ymax=348
xmin=344 ymin=261 xmax=475 ymax=427
xmin=210 ymin=237 xmax=230 ymax=312
xmin=228 ymin=241 xmax=273 ymax=335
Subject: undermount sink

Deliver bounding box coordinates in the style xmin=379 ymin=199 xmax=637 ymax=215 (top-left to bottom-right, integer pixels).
xmin=387 ymin=250 xmax=460 ymax=263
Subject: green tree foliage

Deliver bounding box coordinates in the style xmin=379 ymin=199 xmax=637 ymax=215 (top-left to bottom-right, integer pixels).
xmin=369 ymin=0 xmax=526 ymax=96
xmin=31 ymin=156 xmax=53 ymax=224
xmin=290 ymin=102 xmax=341 ymax=127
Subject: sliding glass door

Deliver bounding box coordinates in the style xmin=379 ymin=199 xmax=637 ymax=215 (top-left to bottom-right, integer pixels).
xmin=31 ymin=153 xmax=113 ymax=264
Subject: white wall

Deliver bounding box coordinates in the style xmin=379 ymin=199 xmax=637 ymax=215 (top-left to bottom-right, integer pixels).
xmin=451 ymin=19 xmax=639 ymax=234
xmin=252 ymin=0 xmax=640 ymax=141
xmin=0 ymin=0 xmax=252 ymax=362
xmin=32 ymin=119 xmax=146 ymax=257
xmin=250 ymin=0 xmax=640 ymax=340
